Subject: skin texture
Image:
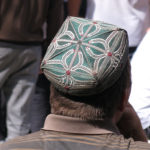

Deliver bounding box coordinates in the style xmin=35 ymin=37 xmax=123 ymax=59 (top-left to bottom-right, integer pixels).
xmin=117 ymin=103 xmax=147 ymax=142
xmin=67 ymin=0 xmax=81 ymax=16
xmin=113 ymin=87 xmax=147 ymax=142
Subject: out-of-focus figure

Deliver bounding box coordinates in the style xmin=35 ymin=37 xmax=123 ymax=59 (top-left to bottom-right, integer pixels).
xmin=129 ymin=29 xmax=150 ymax=140
xmin=30 ymin=0 xmax=84 ymax=133
xmin=0 ymin=0 xmax=63 ymax=141
xmin=86 ymin=0 xmax=150 ymax=58
xmin=30 ymin=1 xmax=64 ymax=133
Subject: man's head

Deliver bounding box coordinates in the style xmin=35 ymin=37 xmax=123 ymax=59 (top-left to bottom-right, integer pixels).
xmin=41 ymin=17 xmax=131 ymax=122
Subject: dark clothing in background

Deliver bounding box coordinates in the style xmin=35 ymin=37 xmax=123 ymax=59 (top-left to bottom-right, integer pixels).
xmin=0 ymin=0 xmax=63 ymax=43
xmin=0 ymin=92 xmax=6 ymax=140
xmin=30 ymin=74 xmax=50 ymax=133
xmin=129 ymin=47 xmax=137 ymax=59
xmin=0 ymin=0 xmax=64 ymax=140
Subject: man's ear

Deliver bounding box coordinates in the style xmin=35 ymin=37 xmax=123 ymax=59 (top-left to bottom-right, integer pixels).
xmin=119 ymin=87 xmax=131 ymax=112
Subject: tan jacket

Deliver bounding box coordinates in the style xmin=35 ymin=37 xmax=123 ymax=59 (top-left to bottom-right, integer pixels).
xmin=0 ymin=114 xmax=150 ymax=150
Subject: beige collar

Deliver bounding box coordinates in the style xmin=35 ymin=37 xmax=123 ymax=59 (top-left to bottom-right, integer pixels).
xmin=42 ymin=114 xmax=120 ymax=135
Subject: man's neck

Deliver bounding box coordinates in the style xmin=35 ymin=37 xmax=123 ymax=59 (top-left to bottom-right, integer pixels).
xmin=43 ymin=114 xmax=120 ymax=135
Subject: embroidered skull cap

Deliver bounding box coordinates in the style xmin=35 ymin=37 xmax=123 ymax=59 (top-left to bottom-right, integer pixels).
xmin=41 ymin=17 xmax=129 ymax=96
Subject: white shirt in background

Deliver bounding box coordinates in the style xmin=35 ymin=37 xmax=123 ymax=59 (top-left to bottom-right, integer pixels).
xmin=129 ymin=30 xmax=150 ymax=129
xmin=86 ymin=0 xmax=150 ymax=47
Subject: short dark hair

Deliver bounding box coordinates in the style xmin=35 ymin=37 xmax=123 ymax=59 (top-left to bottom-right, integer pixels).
xmin=50 ymin=59 xmax=131 ymax=120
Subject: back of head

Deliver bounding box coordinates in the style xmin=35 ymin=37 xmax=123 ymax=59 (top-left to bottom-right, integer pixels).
xmin=41 ymin=17 xmax=131 ymax=121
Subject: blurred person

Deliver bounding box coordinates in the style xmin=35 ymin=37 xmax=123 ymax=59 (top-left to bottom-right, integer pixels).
xmin=129 ymin=29 xmax=150 ymax=140
xmin=0 ymin=17 xmax=149 ymax=150
xmin=31 ymin=0 xmax=84 ymax=133
xmin=30 ymin=2 xmax=64 ymax=133
xmin=86 ymin=0 xmax=150 ymax=58
xmin=0 ymin=0 xmax=63 ymax=141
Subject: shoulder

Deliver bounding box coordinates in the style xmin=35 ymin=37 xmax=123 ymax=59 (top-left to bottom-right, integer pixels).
xmin=103 ymin=134 xmax=150 ymax=150
xmin=130 ymin=141 xmax=150 ymax=150
xmin=0 ymin=131 xmax=46 ymax=150
xmin=118 ymin=134 xmax=150 ymax=150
